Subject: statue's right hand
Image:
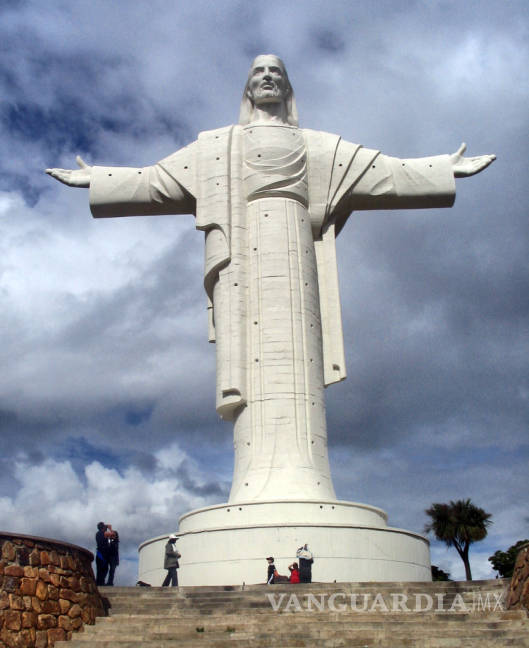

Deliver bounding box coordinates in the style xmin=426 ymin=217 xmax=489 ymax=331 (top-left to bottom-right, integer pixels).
xmin=45 ymin=155 xmax=92 ymax=187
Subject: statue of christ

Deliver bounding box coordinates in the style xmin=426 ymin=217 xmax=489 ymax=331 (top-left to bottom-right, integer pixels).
xmin=46 ymin=55 xmax=495 ymax=504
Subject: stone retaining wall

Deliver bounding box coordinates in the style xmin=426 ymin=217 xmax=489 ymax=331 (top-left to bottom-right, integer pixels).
xmin=506 ymin=541 xmax=529 ymax=611
xmin=0 ymin=532 xmax=105 ymax=648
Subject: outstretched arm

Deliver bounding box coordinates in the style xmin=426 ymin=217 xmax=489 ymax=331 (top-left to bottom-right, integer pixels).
xmin=333 ymin=139 xmax=496 ymax=221
xmin=45 ymin=143 xmax=196 ymax=218
xmin=46 ymin=156 xmax=92 ymax=187
xmin=450 ymin=142 xmax=496 ymax=178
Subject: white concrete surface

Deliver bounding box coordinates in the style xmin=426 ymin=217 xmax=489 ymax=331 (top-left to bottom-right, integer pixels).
xmin=138 ymin=499 xmax=431 ymax=586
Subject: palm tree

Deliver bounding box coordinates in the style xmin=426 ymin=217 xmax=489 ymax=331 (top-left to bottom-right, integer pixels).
xmin=424 ymin=499 xmax=492 ymax=581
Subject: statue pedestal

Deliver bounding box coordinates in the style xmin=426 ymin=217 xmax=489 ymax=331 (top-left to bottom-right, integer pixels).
xmin=138 ymin=500 xmax=431 ymax=586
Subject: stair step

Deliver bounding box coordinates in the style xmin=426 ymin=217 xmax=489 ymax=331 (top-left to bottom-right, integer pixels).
xmin=54 ymin=580 xmax=525 ymax=648
xmin=86 ymin=610 xmax=526 ymax=625
xmin=63 ymin=638 xmax=529 ymax=648
xmin=72 ymin=628 xmax=529 ymax=642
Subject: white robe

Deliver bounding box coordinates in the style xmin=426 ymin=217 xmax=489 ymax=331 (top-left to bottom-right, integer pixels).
xmin=89 ymin=125 xmax=455 ymax=501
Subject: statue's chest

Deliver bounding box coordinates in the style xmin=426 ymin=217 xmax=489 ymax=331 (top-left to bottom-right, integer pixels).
xmin=242 ymin=125 xmax=308 ymax=205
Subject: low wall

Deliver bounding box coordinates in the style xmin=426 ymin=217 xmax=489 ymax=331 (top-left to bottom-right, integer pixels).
xmin=0 ymin=532 xmax=105 ymax=648
xmin=507 ymin=541 xmax=529 ymax=611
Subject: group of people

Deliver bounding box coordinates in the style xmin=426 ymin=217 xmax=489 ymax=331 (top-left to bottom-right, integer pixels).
xmin=98 ymin=531 xmax=310 ymax=588
xmin=159 ymin=536 xmax=312 ymax=587
xmin=267 ymin=544 xmax=314 ymax=584
xmin=95 ymin=522 xmax=120 ymax=586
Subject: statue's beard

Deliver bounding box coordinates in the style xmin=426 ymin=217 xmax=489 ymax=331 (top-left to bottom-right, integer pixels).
xmin=252 ymin=86 xmax=284 ymax=103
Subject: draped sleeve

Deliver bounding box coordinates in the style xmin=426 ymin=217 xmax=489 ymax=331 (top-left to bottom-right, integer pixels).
xmin=89 ymin=142 xmax=197 ymax=218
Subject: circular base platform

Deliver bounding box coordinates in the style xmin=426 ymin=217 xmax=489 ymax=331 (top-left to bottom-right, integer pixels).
xmin=138 ymin=500 xmax=431 ymax=586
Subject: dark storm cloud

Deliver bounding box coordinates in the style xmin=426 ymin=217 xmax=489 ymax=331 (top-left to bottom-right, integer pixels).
xmin=0 ymin=172 xmax=43 ymax=206
xmin=54 ymin=437 xmax=124 ymax=478
xmin=0 ymin=408 xmax=18 ymax=431
xmin=130 ymin=451 xmax=158 ymax=474
xmin=314 ymin=29 xmax=346 ymax=54
xmin=24 ymin=449 xmax=46 ymax=465
xmin=0 ymin=11 xmax=194 ymax=210
xmin=59 ymin=227 xmax=202 ymax=352
xmin=125 ymin=405 xmax=154 ymax=427
xmin=174 ymin=461 xmax=229 ymax=499
xmin=326 ymin=205 xmax=528 ymax=451
xmin=3 ymin=101 xmax=98 ymax=156
xmin=0 ymin=460 xmax=19 ymax=500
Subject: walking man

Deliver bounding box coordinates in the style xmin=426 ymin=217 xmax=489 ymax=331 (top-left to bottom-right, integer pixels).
xmin=162 ymin=534 xmax=181 ymax=587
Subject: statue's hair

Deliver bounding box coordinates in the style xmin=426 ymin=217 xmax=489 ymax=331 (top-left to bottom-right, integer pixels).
xmin=239 ymin=54 xmax=298 ymax=126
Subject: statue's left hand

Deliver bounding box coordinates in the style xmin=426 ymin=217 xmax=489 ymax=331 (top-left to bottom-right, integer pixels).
xmin=45 ymin=155 xmax=92 ymax=187
xmin=450 ymin=143 xmax=496 ymax=178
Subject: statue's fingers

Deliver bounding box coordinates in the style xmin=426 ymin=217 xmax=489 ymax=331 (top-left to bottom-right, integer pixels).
xmin=46 ymin=169 xmax=72 ymax=184
xmin=76 ymin=155 xmax=88 ymax=169
xmin=468 ymin=155 xmax=495 ymax=175
xmin=456 ymin=142 xmax=467 ymax=157
xmin=482 ymin=155 xmax=496 ymax=168
xmin=475 ymin=155 xmax=495 ymax=168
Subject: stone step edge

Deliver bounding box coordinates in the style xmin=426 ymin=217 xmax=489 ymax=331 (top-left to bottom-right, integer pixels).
xmin=99 ymin=579 xmax=508 ymax=593
xmin=98 ymin=609 xmax=524 ymax=620
xmin=78 ymin=623 xmax=529 ymax=638
xmin=57 ymin=634 xmax=529 ymax=648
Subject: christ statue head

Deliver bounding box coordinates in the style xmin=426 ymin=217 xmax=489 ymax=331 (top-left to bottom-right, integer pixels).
xmin=239 ymin=54 xmax=298 ymax=126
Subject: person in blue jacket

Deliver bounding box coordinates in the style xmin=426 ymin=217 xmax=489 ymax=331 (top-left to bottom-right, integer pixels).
xmin=95 ymin=522 xmax=109 ymax=586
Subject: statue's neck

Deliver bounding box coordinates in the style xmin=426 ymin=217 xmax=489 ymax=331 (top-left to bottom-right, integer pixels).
xmin=249 ymin=102 xmax=289 ymax=125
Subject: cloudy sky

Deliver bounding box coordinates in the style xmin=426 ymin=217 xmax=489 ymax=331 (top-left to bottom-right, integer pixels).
xmin=1 ymin=0 xmax=527 ymax=585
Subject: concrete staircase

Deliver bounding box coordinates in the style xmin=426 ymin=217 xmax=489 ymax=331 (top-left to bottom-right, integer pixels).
xmin=57 ymin=579 xmax=528 ymax=647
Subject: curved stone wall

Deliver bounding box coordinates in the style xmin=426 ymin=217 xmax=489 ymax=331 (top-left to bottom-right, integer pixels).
xmin=0 ymin=532 xmax=105 ymax=648
xmin=507 ymin=541 xmax=529 ymax=611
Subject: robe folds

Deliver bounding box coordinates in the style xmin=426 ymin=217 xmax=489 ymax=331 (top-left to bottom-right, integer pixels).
xmin=90 ymin=125 xmax=455 ymax=423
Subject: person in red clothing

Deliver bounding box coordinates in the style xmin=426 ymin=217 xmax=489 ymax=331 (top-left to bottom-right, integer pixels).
xmin=288 ymin=562 xmax=300 ymax=583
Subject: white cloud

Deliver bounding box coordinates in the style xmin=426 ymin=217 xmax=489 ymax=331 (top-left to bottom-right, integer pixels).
xmin=1 ymin=442 xmax=221 ymax=584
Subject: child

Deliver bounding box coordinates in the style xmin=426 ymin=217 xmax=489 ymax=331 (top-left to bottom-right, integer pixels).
xmin=288 ymin=562 xmax=300 ymax=583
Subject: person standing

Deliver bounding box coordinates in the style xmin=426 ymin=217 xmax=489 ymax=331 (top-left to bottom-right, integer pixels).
xmin=266 ymin=556 xmax=276 ymax=584
xmin=106 ymin=528 xmax=120 ymax=586
xmin=296 ymin=544 xmax=314 ymax=583
xmin=162 ymin=534 xmax=181 ymax=587
xmin=95 ymin=522 xmax=109 ymax=586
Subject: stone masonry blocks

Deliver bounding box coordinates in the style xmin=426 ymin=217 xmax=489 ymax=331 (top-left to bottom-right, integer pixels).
xmin=0 ymin=533 xmax=105 ymax=648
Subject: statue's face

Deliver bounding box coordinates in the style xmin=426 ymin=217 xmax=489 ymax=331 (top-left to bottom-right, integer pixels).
xmin=247 ymin=56 xmax=287 ymax=105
